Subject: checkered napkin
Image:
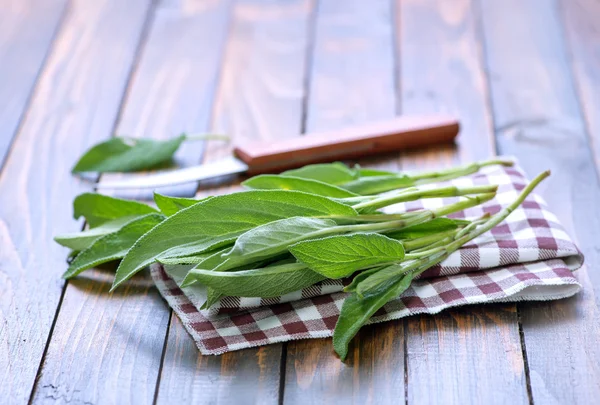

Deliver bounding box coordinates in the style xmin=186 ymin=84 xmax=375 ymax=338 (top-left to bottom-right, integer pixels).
xmin=151 ymin=162 xmax=583 ymax=355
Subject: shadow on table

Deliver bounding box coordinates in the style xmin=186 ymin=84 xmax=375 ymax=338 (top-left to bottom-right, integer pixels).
xmin=66 ymin=262 xmax=156 ymax=297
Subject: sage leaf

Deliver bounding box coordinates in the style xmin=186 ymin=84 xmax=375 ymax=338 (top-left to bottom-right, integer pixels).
xmin=63 ymin=213 xmax=165 ymax=279
xmin=333 ymin=272 xmax=414 ymax=360
xmin=355 ymin=264 xmax=408 ymax=297
xmin=54 ymin=215 xmax=141 ymax=251
xmin=187 ymin=246 xmax=235 ymax=273
xmin=112 ymin=190 xmax=357 ymax=290
xmin=243 ymin=175 xmax=358 ymax=198
xmin=341 ymin=175 xmax=414 ymax=195
xmin=72 ymin=135 xmax=188 ymax=173
xmin=215 ymin=217 xmax=339 ymax=271
xmin=185 ymin=263 xmax=325 ymax=298
xmin=354 ymin=166 xmax=396 ymax=177
xmin=343 ymin=266 xmax=387 ymax=293
xmin=290 ymin=233 xmax=405 ymax=279
xmin=74 ymin=193 xmax=157 ymax=228
xmin=187 ymin=217 xmax=339 ymax=305
xmin=157 ymin=252 xmax=216 ymax=265
xmin=281 ymin=162 xmax=357 ymax=185
xmin=154 ymin=193 xmax=205 ymax=216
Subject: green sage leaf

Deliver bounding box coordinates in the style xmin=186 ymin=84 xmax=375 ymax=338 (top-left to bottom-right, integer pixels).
xmin=281 ymin=162 xmax=357 ymax=185
xmin=333 ymin=272 xmax=414 ymax=360
xmin=355 ymin=264 xmax=408 ymax=297
xmin=215 ymin=217 xmax=339 ymax=271
xmin=354 ymin=166 xmax=396 ymax=177
xmin=185 ymin=263 xmax=325 ymax=298
xmin=73 ymin=193 xmax=158 ymax=228
xmin=63 ymin=213 xmax=165 ymax=279
xmin=344 ymin=266 xmax=387 ymax=293
xmin=243 ymin=175 xmax=357 ymax=198
xmin=341 ymin=175 xmax=414 ymax=195
xmin=290 ymin=233 xmax=405 ymax=279
xmin=153 ymin=193 xmax=205 ymax=216
xmin=112 ymin=190 xmax=357 ymax=290
xmin=54 ymin=215 xmax=140 ymax=251
xmin=72 ymin=135 xmax=186 ymax=173
xmin=157 ymin=252 xmax=216 ymax=265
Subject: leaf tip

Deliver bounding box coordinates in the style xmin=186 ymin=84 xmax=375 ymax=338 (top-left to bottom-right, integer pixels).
xmin=180 ymin=273 xmax=196 ymax=287
xmin=333 ymin=339 xmax=349 ymax=361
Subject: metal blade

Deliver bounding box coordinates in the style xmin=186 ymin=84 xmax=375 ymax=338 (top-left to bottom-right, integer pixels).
xmin=95 ymin=156 xmax=249 ymax=189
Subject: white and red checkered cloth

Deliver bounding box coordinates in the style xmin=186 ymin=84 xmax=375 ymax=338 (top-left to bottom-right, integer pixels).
xmin=151 ymin=162 xmax=583 ymax=355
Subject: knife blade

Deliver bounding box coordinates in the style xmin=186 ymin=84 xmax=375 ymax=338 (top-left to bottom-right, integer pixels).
xmin=96 ymin=114 xmax=459 ymax=190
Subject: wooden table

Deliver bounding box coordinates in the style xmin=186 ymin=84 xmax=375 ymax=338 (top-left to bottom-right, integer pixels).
xmin=2 ymin=0 xmax=599 ymax=403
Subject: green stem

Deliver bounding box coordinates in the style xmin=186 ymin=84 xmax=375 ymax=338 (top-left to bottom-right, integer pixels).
xmin=322 ymin=213 xmax=418 ymax=223
xmin=410 ymin=235 xmax=455 ymax=253
xmin=354 ymin=251 xmax=446 ymax=297
xmin=354 ymin=184 xmax=498 ymax=212
xmin=453 ymin=213 xmax=491 ymax=239
xmin=442 ymin=171 xmax=549 ymax=253
xmin=431 ymin=193 xmax=496 ymax=216
xmin=409 ymin=158 xmax=514 ymax=182
xmin=402 ymin=230 xmax=459 ymax=251
xmin=342 ymin=158 xmax=513 ymax=196
xmin=356 ymin=171 xmax=550 ymax=295
xmin=333 ymin=191 xmax=497 ymax=235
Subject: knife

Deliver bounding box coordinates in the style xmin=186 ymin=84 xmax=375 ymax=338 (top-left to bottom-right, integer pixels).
xmin=96 ymin=114 xmax=459 ymax=189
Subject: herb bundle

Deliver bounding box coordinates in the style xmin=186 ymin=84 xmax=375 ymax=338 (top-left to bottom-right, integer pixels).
xmin=55 ymin=158 xmax=549 ymax=359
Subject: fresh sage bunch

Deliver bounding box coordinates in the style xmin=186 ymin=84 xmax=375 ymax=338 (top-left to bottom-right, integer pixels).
xmin=55 ymin=158 xmax=549 ymax=359
xmin=71 ymin=133 xmax=228 ymax=173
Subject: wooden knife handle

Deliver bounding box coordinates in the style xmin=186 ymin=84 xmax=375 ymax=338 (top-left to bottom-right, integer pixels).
xmin=233 ymin=115 xmax=459 ymax=173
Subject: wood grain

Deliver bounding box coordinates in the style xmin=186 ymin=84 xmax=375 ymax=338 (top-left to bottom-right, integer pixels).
xmin=0 ymin=0 xmax=67 ymax=166
xmin=1 ymin=0 xmax=597 ymax=403
xmin=283 ymin=1 xmax=406 ymax=403
xmin=479 ymin=0 xmax=600 ymax=403
xmin=0 ymin=0 xmax=153 ymax=403
xmin=397 ymin=1 xmax=529 ymax=404
xmin=27 ymin=0 xmax=237 ymax=404
xmin=155 ymin=0 xmax=314 ymax=403
xmin=560 ymin=0 xmax=600 ymax=172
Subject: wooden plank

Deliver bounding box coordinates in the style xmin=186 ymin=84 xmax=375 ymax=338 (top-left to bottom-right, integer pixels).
xmin=397 ymin=1 xmax=529 ymax=404
xmin=154 ymin=0 xmax=314 ymax=403
xmin=0 ymin=0 xmax=153 ymax=403
xmin=0 ymin=0 xmax=67 ymax=166
xmin=282 ymin=1 xmax=405 ymax=403
xmin=560 ymin=0 xmax=600 ymax=170
xmin=27 ymin=1 xmax=236 ymax=404
xmin=479 ymin=0 xmax=600 ymax=403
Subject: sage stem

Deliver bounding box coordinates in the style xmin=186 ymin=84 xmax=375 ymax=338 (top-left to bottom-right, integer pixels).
xmin=409 ymin=158 xmax=514 ymax=182
xmin=356 ymin=171 xmax=550 ymax=295
xmin=354 ymin=184 xmax=498 ymax=212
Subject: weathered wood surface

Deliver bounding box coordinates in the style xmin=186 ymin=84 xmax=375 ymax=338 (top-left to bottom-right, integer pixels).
xmin=0 ymin=0 xmax=67 ymax=166
xmin=0 ymin=0 xmax=154 ymax=403
xmin=283 ymin=1 xmax=406 ymax=403
xmin=561 ymin=0 xmax=600 ymax=170
xmin=479 ymin=0 xmax=600 ymax=403
xmin=0 ymin=0 xmax=599 ymax=403
xmin=156 ymin=0 xmax=312 ymax=403
xmin=29 ymin=0 xmax=234 ymax=403
xmin=398 ymin=1 xmax=528 ymax=404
